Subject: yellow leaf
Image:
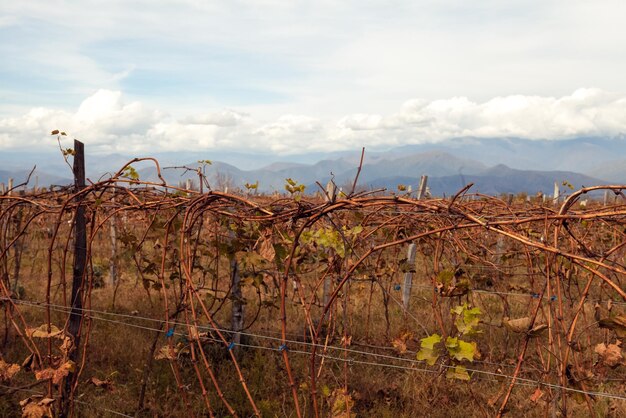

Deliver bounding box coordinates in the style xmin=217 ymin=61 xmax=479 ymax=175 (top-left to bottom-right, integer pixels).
xmin=446 ymin=365 xmax=471 ymax=380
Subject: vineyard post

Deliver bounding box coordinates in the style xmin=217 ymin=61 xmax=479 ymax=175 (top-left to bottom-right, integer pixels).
xmin=402 ymin=243 xmax=417 ymax=311
xmin=553 ymin=181 xmax=559 ymax=205
xmin=603 ymin=190 xmax=609 ymax=206
xmin=229 ymin=233 xmax=244 ymax=355
xmin=416 ymin=175 xmax=428 ymax=200
xmin=108 ymin=186 xmax=118 ymax=287
xmin=323 ymin=274 xmax=331 ymax=307
xmin=7 ymin=178 xmax=13 ymax=196
xmin=61 ymin=139 xmax=87 ymax=417
xmin=0 ymin=183 xmax=4 ymax=194
xmin=11 ymin=208 xmax=23 ymax=293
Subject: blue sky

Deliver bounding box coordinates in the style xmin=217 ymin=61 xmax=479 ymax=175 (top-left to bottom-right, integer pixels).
xmin=1 ymin=0 xmax=626 ymax=154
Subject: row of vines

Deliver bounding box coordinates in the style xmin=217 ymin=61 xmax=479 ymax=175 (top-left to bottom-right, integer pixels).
xmin=1 ymin=153 xmax=626 ymax=417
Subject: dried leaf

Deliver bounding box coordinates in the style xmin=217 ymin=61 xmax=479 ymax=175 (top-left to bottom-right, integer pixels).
xmin=598 ymin=314 xmax=626 ymax=338
xmin=258 ymin=235 xmax=275 ymax=262
xmin=59 ymin=336 xmax=73 ymax=356
xmin=391 ymin=337 xmax=407 ymax=354
xmin=89 ymin=376 xmax=114 ymax=391
xmin=155 ymin=345 xmax=177 ymax=360
xmin=21 ymin=353 xmax=37 ymax=371
xmin=502 ymin=317 xmax=532 ymax=333
xmin=20 ymin=397 xmax=54 ymax=418
xmin=530 ymin=387 xmax=545 ymax=403
xmin=0 ymin=359 xmax=20 ymax=382
xmin=595 ymin=342 xmax=624 ymax=368
xmin=50 ymin=130 xmax=59 ymax=135
xmin=26 ymin=324 xmax=63 ymax=339
xmin=35 ymin=361 xmax=75 ymax=385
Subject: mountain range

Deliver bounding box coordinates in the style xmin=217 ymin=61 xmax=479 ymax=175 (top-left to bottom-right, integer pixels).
xmin=1 ymin=136 xmax=624 ymax=196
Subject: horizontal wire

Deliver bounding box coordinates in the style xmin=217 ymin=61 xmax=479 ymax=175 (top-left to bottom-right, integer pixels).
xmin=4 ymin=297 xmax=625 ymax=402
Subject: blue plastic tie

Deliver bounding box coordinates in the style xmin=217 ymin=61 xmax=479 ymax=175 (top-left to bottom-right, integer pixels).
xmin=165 ymin=328 xmax=174 ymax=338
xmin=278 ymin=344 xmax=288 ymax=352
xmin=550 ymin=295 xmax=557 ymax=302
xmin=393 ymin=284 xmax=401 ymax=291
xmin=227 ymin=341 xmax=236 ymax=351
xmin=531 ymin=293 xmax=540 ymax=299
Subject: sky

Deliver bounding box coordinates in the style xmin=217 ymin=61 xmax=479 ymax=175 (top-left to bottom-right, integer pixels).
xmin=1 ymin=0 xmax=626 ymax=155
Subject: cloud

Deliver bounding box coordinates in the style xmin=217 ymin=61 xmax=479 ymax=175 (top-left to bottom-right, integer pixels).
xmin=1 ymin=88 xmax=626 ymax=155
xmin=183 ymin=110 xmax=247 ymax=127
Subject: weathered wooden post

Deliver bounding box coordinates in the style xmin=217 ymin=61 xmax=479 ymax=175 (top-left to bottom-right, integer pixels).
xmin=62 ymin=140 xmax=87 ymax=417
xmin=108 ymin=187 xmax=118 ymax=287
xmin=402 ymin=243 xmax=417 ymax=311
xmin=323 ymin=274 xmax=332 ymax=307
xmin=229 ymin=232 xmax=244 ymax=355
xmin=0 ymin=183 xmax=4 ymax=194
xmin=325 ymin=180 xmax=337 ymax=203
xmin=553 ymin=182 xmax=559 ymax=206
xmin=416 ymin=175 xmax=428 ymax=200
xmin=7 ymin=178 xmax=13 ymax=196
xmin=604 ymin=190 xmax=610 ymax=206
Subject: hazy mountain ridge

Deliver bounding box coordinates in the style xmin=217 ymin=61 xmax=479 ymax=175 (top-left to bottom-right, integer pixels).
xmin=1 ymin=136 xmax=624 ymax=194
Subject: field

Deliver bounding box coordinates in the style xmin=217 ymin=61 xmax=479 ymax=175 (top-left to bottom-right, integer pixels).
xmin=1 ymin=154 xmax=626 ymax=417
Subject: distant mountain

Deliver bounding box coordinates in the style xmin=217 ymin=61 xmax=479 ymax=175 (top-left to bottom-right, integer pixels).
xmin=2 ymin=136 xmax=624 ymax=194
xmin=363 ymin=164 xmax=605 ymax=196
xmin=0 ymin=168 xmax=71 ymax=191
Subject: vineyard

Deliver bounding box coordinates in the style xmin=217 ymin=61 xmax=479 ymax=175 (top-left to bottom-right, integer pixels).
xmin=1 ymin=141 xmax=626 ymax=417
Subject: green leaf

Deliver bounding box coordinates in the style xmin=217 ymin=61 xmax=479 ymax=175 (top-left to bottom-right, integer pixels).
xmin=445 ymin=337 xmax=477 ymax=362
xmin=416 ymin=334 xmax=442 ymax=365
xmin=452 ymin=303 xmax=482 ymax=335
xmin=446 ymin=365 xmax=471 ymax=381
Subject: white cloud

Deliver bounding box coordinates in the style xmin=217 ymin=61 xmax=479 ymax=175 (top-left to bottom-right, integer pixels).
xmin=1 ymin=88 xmax=626 ymax=155
xmin=183 ymin=110 xmax=247 ymax=127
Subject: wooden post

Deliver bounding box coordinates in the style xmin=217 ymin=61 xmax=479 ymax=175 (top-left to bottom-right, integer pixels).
xmin=62 ymin=140 xmax=86 ymax=417
xmin=416 ymin=175 xmax=428 ymax=200
xmin=604 ymin=190 xmax=610 ymax=206
xmin=108 ymin=188 xmax=118 ymax=287
xmin=402 ymin=243 xmax=417 ymax=311
xmin=325 ymin=180 xmax=337 ymax=203
xmin=0 ymin=183 xmax=4 ymax=194
xmin=323 ymin=275 xmax=332 ymax=307
xmin=553 ymin=182 xmax=559 ymax=206
xmin=229 ymin=231 xmax=244 ymax=355
xmin=185 ymin=178 xmax=192 ymax=191
xmin=230 ymin=257 xmax=243 ymax=355
xmin=7 ymin=178 xmax=13 ymax=196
